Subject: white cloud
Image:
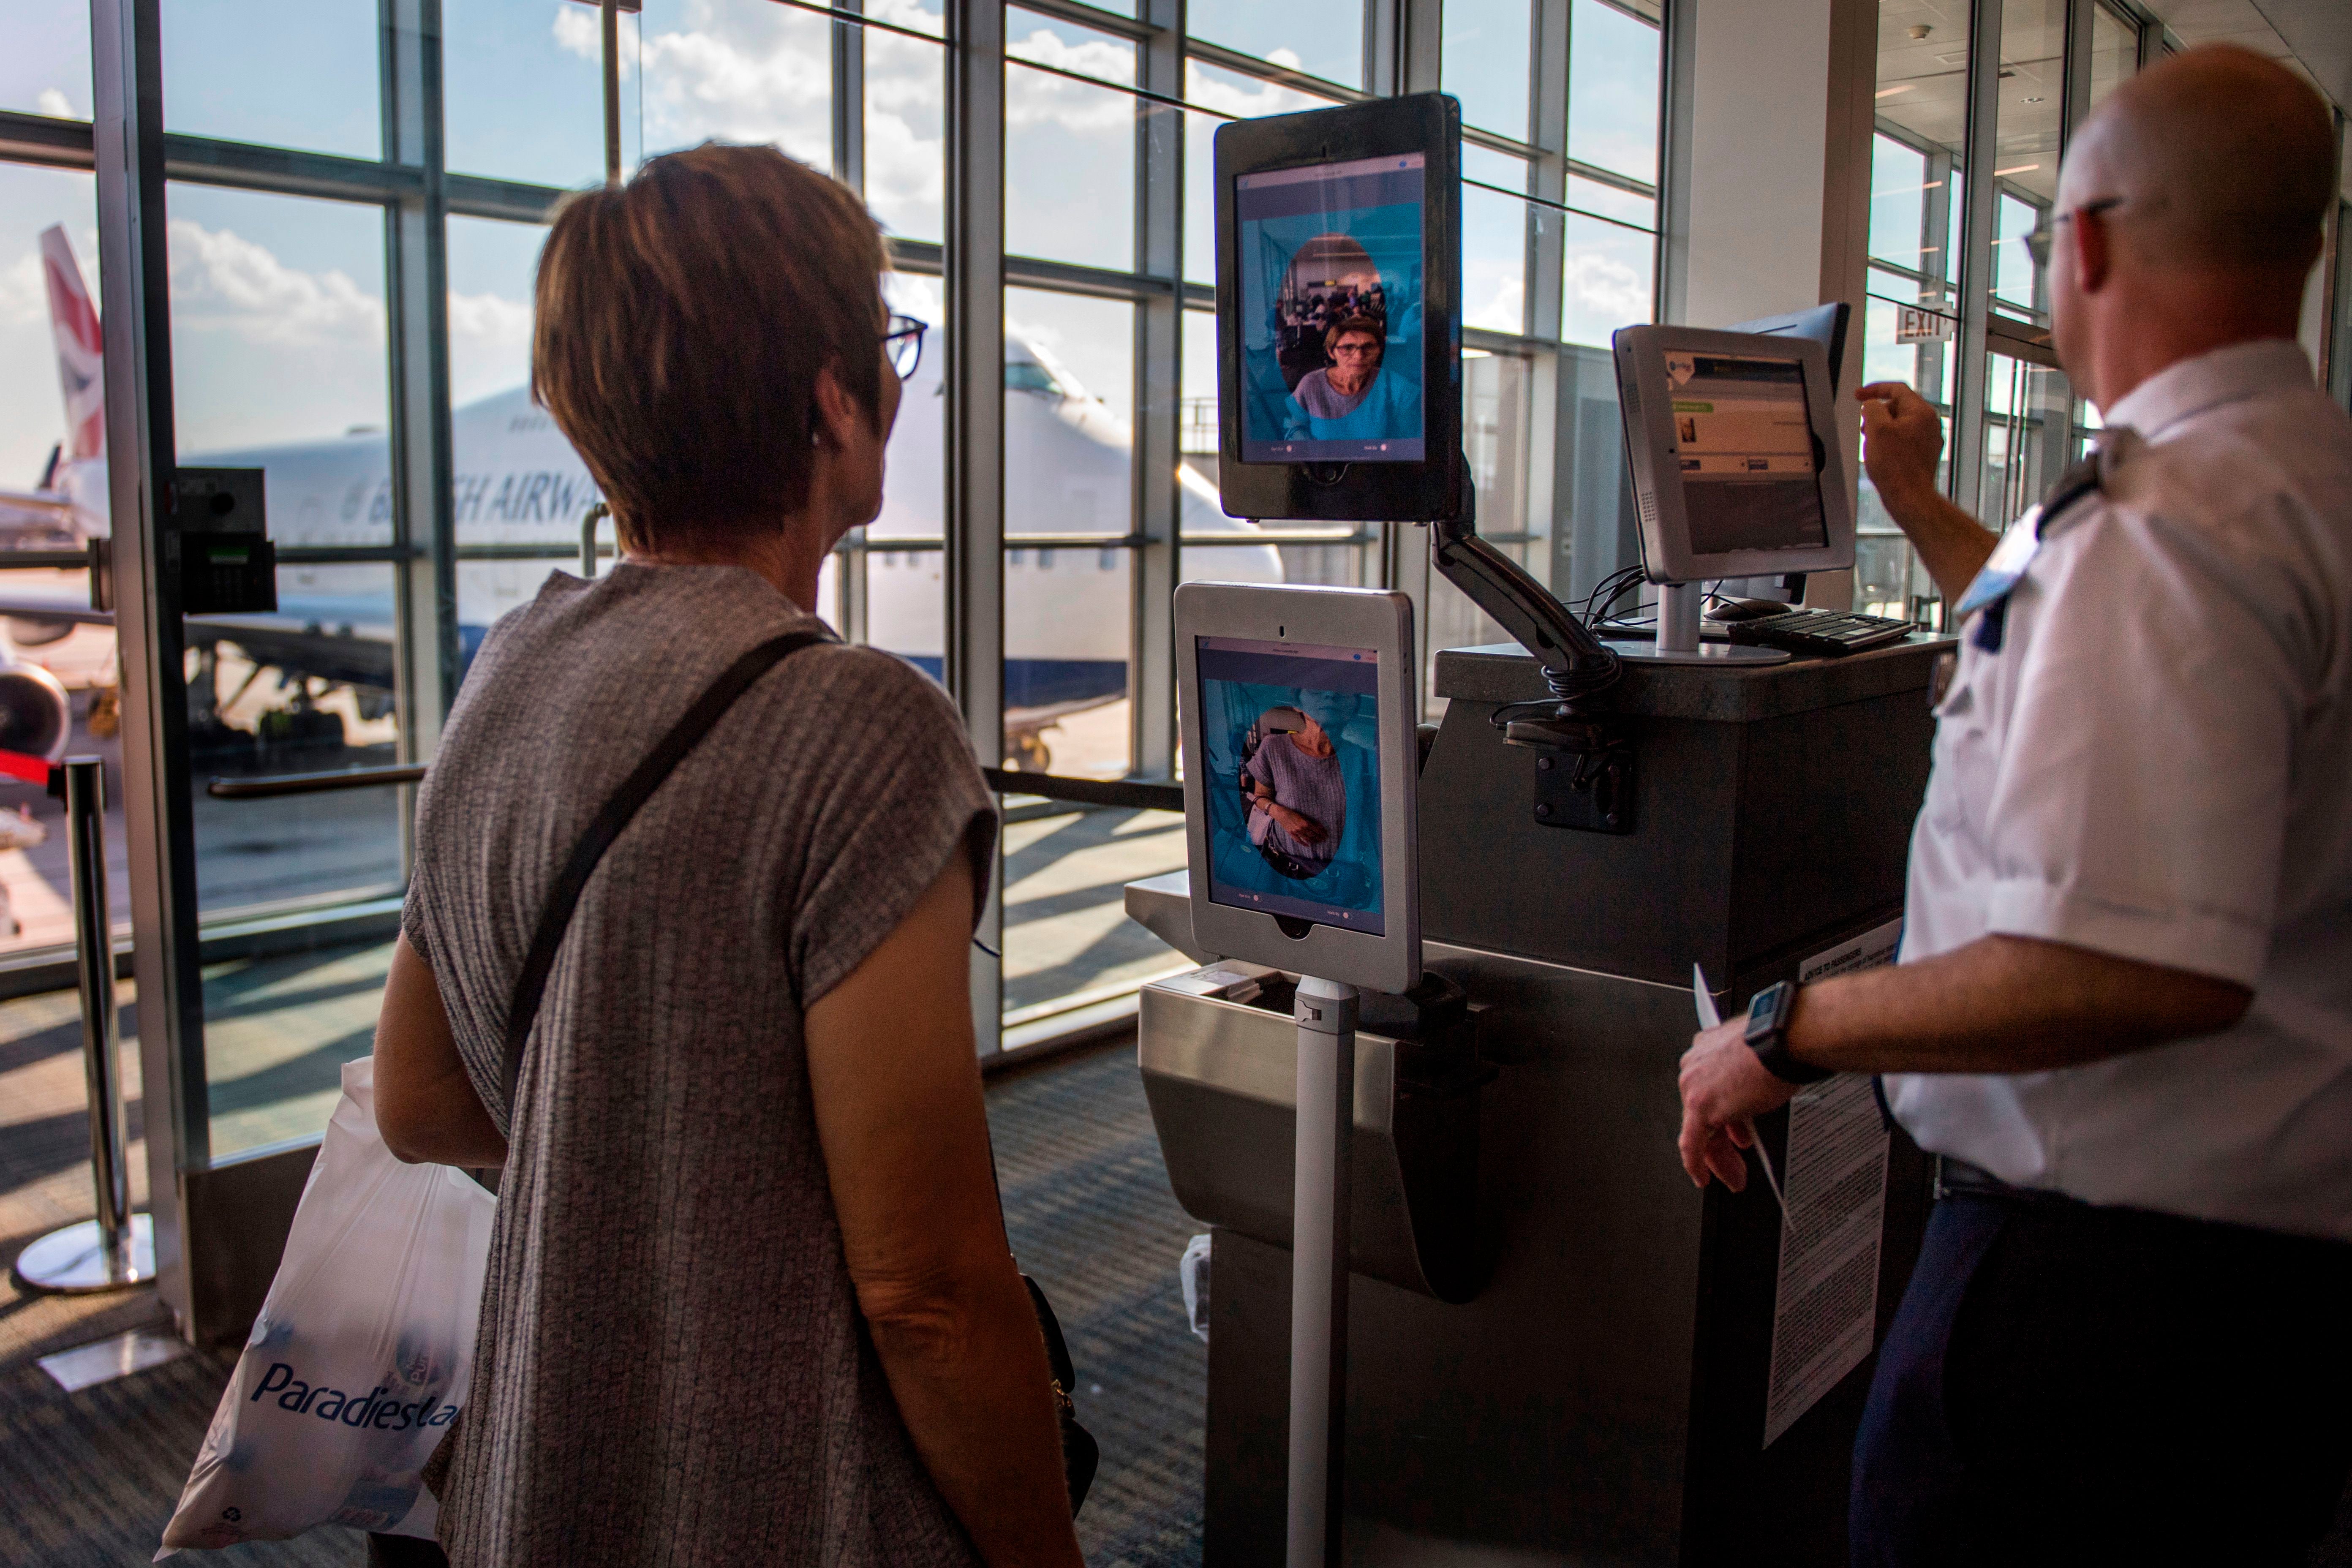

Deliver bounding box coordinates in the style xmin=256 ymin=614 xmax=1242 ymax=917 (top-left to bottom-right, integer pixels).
xmin=447 ymin=289 xmax=536 ymax=406
xmin=166 ymin=218 xmax=387 ymax=348
xmin=0 ymin=253 xmax=45 ymax=329
xmin=1464 ymin=275 xmax=1525 ymax=336
xmin=640 ymin=24 xmax=829 ymax=160
xmin=551 ymin=6 xmax=623 ymax=69
xmin=1562 ymin=248 xmax=1651 ymax=345
xmin=1007 ymin=27 xmax=1137 ymax=86
xmin=1183 ymin=62 xmax=1329 ymax=120
xmin=37 ymin=88 xmax=74 ymax=120
xmin=1006 ymin=31 xmax=1141 ymax=135
xmin=863 ymin=35 xmax=947 ymax=239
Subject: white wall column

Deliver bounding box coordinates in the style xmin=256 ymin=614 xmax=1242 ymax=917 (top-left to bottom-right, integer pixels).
xmin=1660 ymin=0 xmax=1875 ymax=606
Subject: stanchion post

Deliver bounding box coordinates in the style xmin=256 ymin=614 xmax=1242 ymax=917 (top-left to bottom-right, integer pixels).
xmin=1288 ymin=975 xmax=1357 ymax=1567
xmin=13 ymin=757 xmax=154 ymax=1293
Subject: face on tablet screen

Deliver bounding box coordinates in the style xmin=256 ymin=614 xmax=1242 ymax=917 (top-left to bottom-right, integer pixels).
xmin=1195 ymin=636 xmax=1384 ymax=934
xmin=1233 ymin=153 xmax=1427 ymax=466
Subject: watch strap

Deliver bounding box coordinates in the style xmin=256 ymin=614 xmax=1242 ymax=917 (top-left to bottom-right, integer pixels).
xmin=1745 ymin=980 xmax=1831 ymax=1085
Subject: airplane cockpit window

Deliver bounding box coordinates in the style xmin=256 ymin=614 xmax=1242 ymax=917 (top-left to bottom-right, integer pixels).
xmin=1006 ymin=361 xmax=1067 ymax=397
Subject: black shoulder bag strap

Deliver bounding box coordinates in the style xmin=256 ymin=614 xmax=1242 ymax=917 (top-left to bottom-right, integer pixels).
xmin=499 ymin=627 xmax=832 ymax=1111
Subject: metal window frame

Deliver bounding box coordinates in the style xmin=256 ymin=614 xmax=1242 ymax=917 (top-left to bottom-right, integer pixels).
xmin=24 ymin=0 xmax=1673 ymax=1076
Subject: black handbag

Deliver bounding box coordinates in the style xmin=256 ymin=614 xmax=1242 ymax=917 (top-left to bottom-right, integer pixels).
xmin=500 ymin=626 xmax=1096 ymax=1515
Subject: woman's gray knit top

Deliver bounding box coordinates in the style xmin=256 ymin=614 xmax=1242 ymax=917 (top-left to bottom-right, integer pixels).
xmin=403 ymin=563 xmax=995 ymax=1568
xmin=1250 ymin=732 xmax=1346 ymax=867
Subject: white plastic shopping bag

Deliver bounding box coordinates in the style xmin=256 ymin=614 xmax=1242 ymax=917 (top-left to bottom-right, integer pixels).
xmin=159 ymin=1057 xmax=495 ymax=1556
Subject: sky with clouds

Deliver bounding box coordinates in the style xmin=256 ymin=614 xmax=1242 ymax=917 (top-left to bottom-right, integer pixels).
xmin=0 ymin=0 xmax=1662 ymax=487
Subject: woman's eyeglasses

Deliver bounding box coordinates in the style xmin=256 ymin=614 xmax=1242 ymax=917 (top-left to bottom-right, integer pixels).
xmin=884 ymin=314 xmax=928 ymax=380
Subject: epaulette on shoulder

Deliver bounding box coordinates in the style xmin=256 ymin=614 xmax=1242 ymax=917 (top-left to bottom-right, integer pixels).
xmin=1971 ymin=451 xmax=2106 ymax=653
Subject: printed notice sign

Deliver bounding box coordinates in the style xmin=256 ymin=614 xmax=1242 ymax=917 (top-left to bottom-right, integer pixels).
xmin=1760 ymin=918 xmax=1903 ymax=1448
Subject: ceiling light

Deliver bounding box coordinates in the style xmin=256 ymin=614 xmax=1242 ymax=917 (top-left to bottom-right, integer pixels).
xmin=1876 ymin=83 xmax=1916 ymax=98
xmin=2022 ymin=94 xmax=2045 ymax=103
xmin=1994 ymin=162 xmax=2041 ymax=175
xmin=1908 ymin=24 xmax=1932 ymax=39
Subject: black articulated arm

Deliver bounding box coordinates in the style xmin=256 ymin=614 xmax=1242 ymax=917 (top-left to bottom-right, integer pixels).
xmin=1428 ymin=461 xmax=1622 ymax=741
xmin=1428 ymin=519 xmax=1620 ymax=710
xmin=1428 ymin=469 xmax=1634 ymax=830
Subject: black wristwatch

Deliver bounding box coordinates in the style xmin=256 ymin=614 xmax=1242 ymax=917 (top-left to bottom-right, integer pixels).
xmin=1745 ymin=981 xmax=1831 ymax=1084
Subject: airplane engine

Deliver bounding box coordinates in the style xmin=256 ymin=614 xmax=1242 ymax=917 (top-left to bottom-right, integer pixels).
xmin=0 ymin=659 xmax=72 ymax=763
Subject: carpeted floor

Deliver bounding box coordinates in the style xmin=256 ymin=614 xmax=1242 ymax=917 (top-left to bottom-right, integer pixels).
xmin=0 ymin=1035 xmax=1206 ymax=1568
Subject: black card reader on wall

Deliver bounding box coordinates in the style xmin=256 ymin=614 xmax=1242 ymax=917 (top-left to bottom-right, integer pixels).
xmin=173 ymin=467 xmax=277 ymax=616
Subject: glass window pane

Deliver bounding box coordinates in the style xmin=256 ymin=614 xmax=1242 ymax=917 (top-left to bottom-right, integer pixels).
xmin=1003 ymin=288 xmax=1134 ymax=779
xmin=637 ymin=0 xmax=831 ymax=167
xmin=1 ymin=1 xmax=90 ymax=120
xmin=1187 ymin=0 xmax=1361 ymax=91
xmin=0 ymin=162 xmax=109 ymax=961
xmin=1009 ymin=6 xmax=1137 ymax=88
xmin=867 ymin=26 xmax=946 ymax=245
xmin=1007 ymin=16 xmax=1139 ymax=270
xmin=1184 ymin=64 xmax=1340 ymax=285
xmin=1868 ymin=133 xmax=1929 ymax=270
xmin=1000 ymin=804 xmax=1188 ymax=1023
xmin=1568 ymin=0 xmax=1659 ymax=188
xmin=1464 ymin=184 xmax=1529 ymax=335
xmin=2087 ymin=4 xmax=2137 ymax=116
xmin=162 ymin=0 xmax=381 ymax=160
xmin=1993 ymin=191 xmax=2042 ymax=315
xmin=1977 ymin=351 xmax=2071 ymax=530
xmin=446 ymin=215 xmax=606 ymax=642
xmin=1990 ymin=0 xmax=2063 ymax=317
xmin=205 ymin=936 xmax=395 ymax=1160
xmin=1463 ymin=349 xmax=1531 ymax=542
xmin=1561 ymin=211 xmax=1652 ymax=348
xmin=1181 ymin=305 xmax=1220 ymax=488
xmin=1443 ymin=0 xmax=1533 ymax=140
xmin=446 ymin=0 xmax=632 ymax=187
xmin=167 ymin=185 xmax=393 ymax=547
xmin=1856 ymin=289 xmax=1952 ymax=622
xmin=448 ymin=215 xmax=547 ymax=410
xmin=197 ymin=569 xmax=406 ymax=1161
xmin=1463 ymin=144 xmax=1527 ymax=194
xmin=866 ymin=272 xmax=945 ymax=680
xmin=1567 ymin=173 xmax=1652 ymax=228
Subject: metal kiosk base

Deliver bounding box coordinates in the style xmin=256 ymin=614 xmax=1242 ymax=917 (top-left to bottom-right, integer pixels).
xmin=1131 ymin=634 xmax=1952 ymax=1567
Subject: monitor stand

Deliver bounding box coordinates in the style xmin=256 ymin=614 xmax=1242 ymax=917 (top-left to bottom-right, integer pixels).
xmin=1603 ymin=582 xmax=1789 ymax=666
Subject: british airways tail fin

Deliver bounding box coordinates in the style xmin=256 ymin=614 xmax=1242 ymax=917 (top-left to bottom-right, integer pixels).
xmin=39 ymin=225 xmax=103 ymax=463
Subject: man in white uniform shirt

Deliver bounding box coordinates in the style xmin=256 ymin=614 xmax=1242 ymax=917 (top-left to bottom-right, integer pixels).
xmin=1672 ymin=45 xmax=2352 ymax=1565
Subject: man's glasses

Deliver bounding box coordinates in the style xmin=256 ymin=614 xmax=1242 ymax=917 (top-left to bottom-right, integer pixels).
xmin=2022 ymin=197 xmax=2123 ymax=270
xmin=883 ymin=314 xmax=928 ymax=380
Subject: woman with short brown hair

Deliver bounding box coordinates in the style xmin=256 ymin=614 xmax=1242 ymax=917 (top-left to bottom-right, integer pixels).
xmin=370 ymin=144 xmax=1083 ymax=1567
xmin=1282 ymin=313 xmax=1419 ymax=442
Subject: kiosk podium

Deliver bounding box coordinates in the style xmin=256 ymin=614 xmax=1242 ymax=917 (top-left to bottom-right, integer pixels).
xmin=1131 ymin=635 xmax=1944 ymax=1565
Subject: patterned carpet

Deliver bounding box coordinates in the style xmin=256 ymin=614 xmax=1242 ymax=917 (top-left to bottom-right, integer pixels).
xmin=0 ymin=1034 xmax=1206 ymax=1568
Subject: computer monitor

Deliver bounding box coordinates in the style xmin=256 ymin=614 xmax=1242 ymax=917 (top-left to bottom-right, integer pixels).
xmin=1177 ymin=581 xmax=1421 ymax=997
xmin=1214 ymin=94 xmax=1462 ymax=524
xmin=1729 ymin=302 xmax=1852 ymax=396
xmin=1610 ymin=324 xmax=1857 ymax=586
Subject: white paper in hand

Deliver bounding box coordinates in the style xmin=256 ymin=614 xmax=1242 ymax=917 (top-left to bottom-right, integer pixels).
xmin=1693 ymin=964 xmax=1783 ymax=1208
xmin=158 ymin=1058 xmax=495 ymax=1556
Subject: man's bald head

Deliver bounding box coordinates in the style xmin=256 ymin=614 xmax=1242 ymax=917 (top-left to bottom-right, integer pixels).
xmin=2058 ymin=44 xmax=2336 ymax=277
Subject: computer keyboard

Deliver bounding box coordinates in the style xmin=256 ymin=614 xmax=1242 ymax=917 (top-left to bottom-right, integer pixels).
xmin=1722 ymin=609 xmax=1917 ymax=656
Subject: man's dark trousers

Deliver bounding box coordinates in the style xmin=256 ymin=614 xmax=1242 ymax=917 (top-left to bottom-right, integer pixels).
xmin=1851 ymin=1190 xmax=2352 ymax=1566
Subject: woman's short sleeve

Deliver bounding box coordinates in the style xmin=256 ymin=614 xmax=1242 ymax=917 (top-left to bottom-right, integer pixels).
xmin=784 ymin=647 xmax=998 ymax=1007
